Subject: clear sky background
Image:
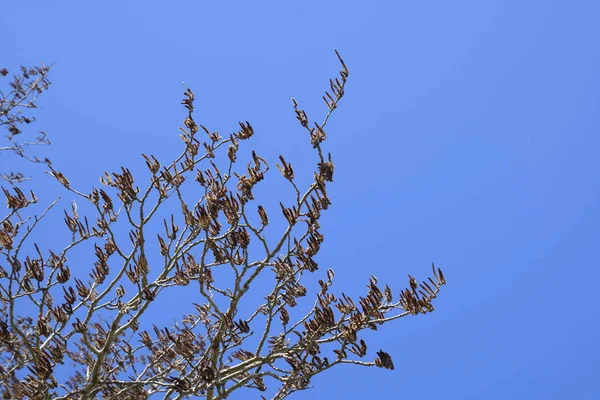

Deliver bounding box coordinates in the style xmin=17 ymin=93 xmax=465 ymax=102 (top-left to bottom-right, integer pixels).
xmin=3 ymin=1 xmax=600 ymax=399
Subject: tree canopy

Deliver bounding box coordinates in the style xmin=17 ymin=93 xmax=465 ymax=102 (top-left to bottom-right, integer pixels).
xmin=0 ymin=53 xmax=445 ymax=400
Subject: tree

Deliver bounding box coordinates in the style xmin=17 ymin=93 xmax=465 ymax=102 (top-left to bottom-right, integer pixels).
xmin=0 ymin=52 xmax=446 ymax=400
xmin=0 ymin=64 xmax=52 ymax=184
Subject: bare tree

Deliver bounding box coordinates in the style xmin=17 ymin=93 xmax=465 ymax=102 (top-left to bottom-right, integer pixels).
xmin=0 ymin=64 xmax=52 ymax=184
xmin=0 ymin=52 xmax=446 ymax=400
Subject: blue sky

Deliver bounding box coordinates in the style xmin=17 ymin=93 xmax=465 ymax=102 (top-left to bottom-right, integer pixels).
xmin=3 ymin=1 xmax=600 ymax=399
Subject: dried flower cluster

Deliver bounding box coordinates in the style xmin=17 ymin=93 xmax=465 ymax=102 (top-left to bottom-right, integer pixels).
xmin=0 ymin=52 xmax=445 ymax=400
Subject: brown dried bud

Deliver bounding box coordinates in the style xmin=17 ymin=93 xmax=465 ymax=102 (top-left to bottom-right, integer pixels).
xmin=276 ymin=155 xmax=294 ymax=180
xmin=228 ymin=143 xmax=238 ymax=162
xmin=237 ymin=121 xmax=254 ymax=140
xmin=142 ymin=287 xmax=155 ymax=301
xmin=142 ymin=153 xmax=161 ymax=174
xmin=280 ymin=308 xmax=289 ymax=326
xmin=234 ymin=319 xmax=250 ymax=333
xmin=51 ymin=306 xmax=68 ymax=324
xmin=157 ymin=234 xmax=168 ymax=256
xmin=310 ymin=123 xmax=326 ymax=148
xmin=257 ymin=205 xmax=269 ymax=225
xmin=48 ymin=167 xmax=70 ymax=188
xmin=36 ymin=317 xmax=50 ymax=336
xmin=56 ymin=266 xmax=70 ymax=284
xmin=318 ymin=153 xmax=334 ymax=182
xmin=72 ymin=318 xmax=86 ymax=333
xmin=294 ymin=106 xmax=309 ymax=127
xmin=374 ymin=350 xmax=394 ymax=370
